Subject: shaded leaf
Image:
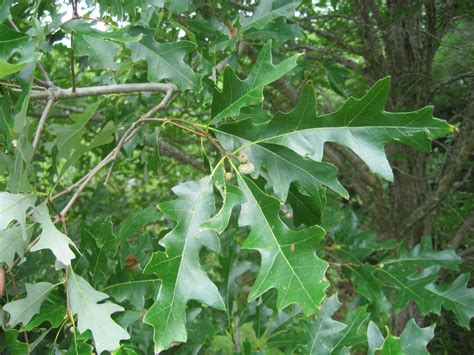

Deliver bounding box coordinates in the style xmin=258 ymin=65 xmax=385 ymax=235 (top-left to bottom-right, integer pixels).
xmin=211 ymin=41 xmax=300 ymax=123
xmin=236 ymin=174 xmax=328 ymax=315
xmin=127 ymin=27 xmax=201 ymax=91
xmin=426 ymin=273 xmax=474 ymax=328
xmin=143 ymin=176 xmax=225 ymax=352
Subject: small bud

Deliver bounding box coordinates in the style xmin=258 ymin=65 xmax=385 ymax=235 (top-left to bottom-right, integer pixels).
xmin=239 ymin=162 xmax=255 ymax=175
xmin=238 ymin=153 xmax=249 ymax=163
xmin=225 ymin=172 xmax=234 ymax=181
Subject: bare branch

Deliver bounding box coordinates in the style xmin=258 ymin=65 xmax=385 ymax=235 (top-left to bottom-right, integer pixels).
xmin=32 ymin=98 xmax=55 ymax=157
xmin=58 ymin=87 xmax=177 ymax=219
xmin=449 ymin=209 xmax=474 ymax=249
xmin=29 ymin=83 xmax=178 ymax=100
xmin=400 ymin=117 xmax=474 ymax=235
xmin=431 ymin=71 xmax=474 ymax=93
xmin=104 ymin=89 xmax=176 ymax=184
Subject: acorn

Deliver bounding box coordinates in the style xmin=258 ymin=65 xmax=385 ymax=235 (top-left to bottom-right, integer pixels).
xmin=239 ymin=162 xmax=255 ymax=175
xmin=225 ymin=172 xmax=234 ymax=181
xmin=238 ymin=153 xmax=249 ymax=164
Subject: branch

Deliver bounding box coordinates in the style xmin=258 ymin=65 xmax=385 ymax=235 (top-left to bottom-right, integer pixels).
xmin=28 ymin=83 xmax=178 ymax=100
xmin=449 ymin=209 xmax=474 ymax=249
xmin=31 ymin=98 xmax=55 ymax=157
xmin=158 ymin=141 xmax=205 ymax=172
xmin=58 ymin=87 xmax=177 ymax=219
xmin=431 ymin=72 xmax=474 ymax=93
xmin=104 ymin=89 xmax=177 ymax=184
xmin=400 ymin=116 xmax=474 ymax=236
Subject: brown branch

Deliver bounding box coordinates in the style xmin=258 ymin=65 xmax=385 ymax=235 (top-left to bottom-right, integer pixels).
xmin=400 ymin=116 xmax=474 ymax=236
xmin=431 ymin=72 xmax=474 ymax=93
xmin=449 ymin=209 xmax=474 ymax=249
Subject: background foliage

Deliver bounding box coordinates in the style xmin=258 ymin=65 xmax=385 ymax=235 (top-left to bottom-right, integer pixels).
xmin=0 ymin=0 xmax=473 ymax=354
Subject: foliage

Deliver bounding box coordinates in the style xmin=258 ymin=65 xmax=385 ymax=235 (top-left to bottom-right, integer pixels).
xmin=0 ymin=1 xmax=472 ymax=354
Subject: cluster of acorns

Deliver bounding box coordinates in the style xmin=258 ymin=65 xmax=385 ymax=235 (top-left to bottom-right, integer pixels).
xmin=238 ymin=153 xmax=255 ymax=175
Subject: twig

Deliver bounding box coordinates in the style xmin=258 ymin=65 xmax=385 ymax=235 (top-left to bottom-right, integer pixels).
xmin=32 ymin=98 xmax=55 ymax=157
xmin=104 ymin=89 xmax=176 ymax=185
xmin=431 ymin=71 xmax=474 ymax=93
xmin=28 ymin=83 xmax=177 ymax=100
xmin=59 ymin=88 xmax=177 ymax=218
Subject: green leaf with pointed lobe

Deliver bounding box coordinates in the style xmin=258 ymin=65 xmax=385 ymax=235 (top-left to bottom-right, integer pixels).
xmin=68 ymin=271 xmax=130 ymax=353
xmin=400 ymin=319 xmax=435 ymax=355
xmin=0 ymin=24 xmax=29 ymax=60
xmin=0 ymin=226 xmax=27 ymax=268
xmin=303 ymin=294 xmax=369 ymax=354
xmin=236 ymin=174 xmax=328 ymax=315
xmin=127 ymin=27 xmax=202 ymax=91
xmin=377 ymin=266 xmax=442 ymax=315
xmin=216 ymin=120 xmax=348 ymax=200
xmin=211 ymin=41 xmax=300 ymax=123
xmin=201 ymin=177 xmax=245 ymax=234
xmin=367 ymin=319 xmax=434 ymax=355
xmin=259 ymin=79 xmax=454 ymax=181
xmin=0 ymin=192 xmax=35 ymax=240
xmin=74 ymin=34 xmax=120 ymax=69
xmin=3 ymin=329 xmax=28 ymax=355
xmin=63 ymin=19 xmax=142 ymax=43
xmin=426 ymin=273 xmax=474 ymax=328
xmin=4 ymin=282 xmax=56 ymax=327
xmin=241 ymin=0 xmax=300 ymax=32
xmin=143 ymin=176 xmax=225 ymax=352
xmin=21 ymin=297 xmax=66 ymax=331
xmin=31 ymin=204 xmax=76 ymax=266
xmin=382 ymin=236 xmax=462 ymax=270
xmin=287 ymin=184 xmax=326 ymax=227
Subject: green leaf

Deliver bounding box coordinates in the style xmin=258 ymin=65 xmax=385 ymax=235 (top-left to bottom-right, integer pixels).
xmin=377 ymin=266 xmax=442 ymax=315
xmin=201 ymin=177 xmax=246 ymax=234
xmin=127 ymin=27 xmax=202 ymax=91
xmin=426 ymin=273 xmax=474 ymax=328
xmin=21 ymin=297 xmax=67 ymax=331
xmin=105 ymin=270 xmax=159 ymax=310
xmin=4 ymin=282 xmax=56 ymax=327
xmin=287 ymin=184 xmax=326 ymax=227
xmin=68 ymin=271 xmax=130 ymax=353
xmin=367 ymin=321 xmax=384 ymax=355
xmin=303 ymin=294 xmax=368 ymax=354
xmin=143 ymin=176 xmax=225 ymax=352
xmin=0 ymin=54 xmax=41 ymax=79
xmin=117 ymin=206 xmax=160 ymax=242
xmin=236 ymin=174 xmax=328 ymax=314
xmin=259 ymin=79 xmax=454 ymax=181
xmin=3 ymin=329 xmax=28 ymax=355
xmin=368 ymin=319 xmax=435 ymax=355
xmin=216 ymin=123 xmax=348 ymax=200
xmin=49 ymin=101 xmax=102 ymax=161
xmin=63 ymin=19 xmax=142 ymax=42
xmin=31 ymin=204 xmax=76 ymax=266
xmin=0 ymin=24 xmax=29 ymax=60
xmin=80 ymin=217 xmax=118 ymax=285
xmin=380 ymin=334 xmax=403 ymax=355
xmin=0 ymin=226 xmax=27 ymax=268
xmin=211 ymin=41 xmax=300 ymax=123
xmin=74 ymin=34 xmax=120 ymax=69
xmin=400 ymin=319 xmax=435 ymax=355
xmin=0 ymin=192 xmax=35 ymax=239
xmin=382 ymin=236 xmax=462 ymax=270
xmin=241 ymin=0 xmax=300 ymax=32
